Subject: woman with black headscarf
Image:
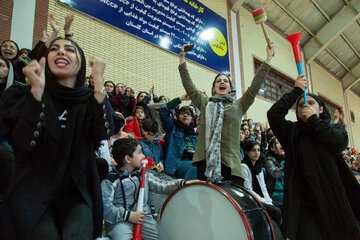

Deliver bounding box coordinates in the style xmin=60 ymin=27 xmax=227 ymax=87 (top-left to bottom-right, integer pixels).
xmin=0 ymin=56 xmax=15 ymax=98
xmin=267 ymin=75 xmax=360 ymax=240
xmin=242 ymin=139 xmax=283 ymax=239
xmin=0 ymin=37 xmax=114 ymax=240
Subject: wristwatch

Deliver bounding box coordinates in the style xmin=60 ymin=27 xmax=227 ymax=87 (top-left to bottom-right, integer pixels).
xmin=65 ymin=33 xmax=74 ymax=37
xmin=94 ymin=87 xmax=107 ymax=96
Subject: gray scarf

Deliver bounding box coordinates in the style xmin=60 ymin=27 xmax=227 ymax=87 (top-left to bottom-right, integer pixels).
xmin=5 ymin=61 xmax=14 ymax=90
xmin=204 ymin=92 xmax=235 ymax=182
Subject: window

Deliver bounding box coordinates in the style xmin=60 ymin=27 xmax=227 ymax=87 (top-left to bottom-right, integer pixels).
xmin=319 ymin=95 xmax=342 ymax=123
xmin=254 ymin=58 xmax=294 ymax=104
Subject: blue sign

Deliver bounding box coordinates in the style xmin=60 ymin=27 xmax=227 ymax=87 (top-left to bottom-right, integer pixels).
xmin=58 ymin=0 xmax=230 ymax=74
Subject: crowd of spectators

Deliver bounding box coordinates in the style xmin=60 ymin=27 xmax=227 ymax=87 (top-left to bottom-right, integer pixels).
xmin=0 ymin=13 xmax=359 ymax=240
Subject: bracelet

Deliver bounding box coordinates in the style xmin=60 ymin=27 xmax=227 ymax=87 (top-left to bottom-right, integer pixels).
xmin=94 ymin=87 xmax=107 ymax=96
xmin=65 ymin=33 xmax=74 ymax=37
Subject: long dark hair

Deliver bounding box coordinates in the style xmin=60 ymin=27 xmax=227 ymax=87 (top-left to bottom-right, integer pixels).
xmin=0 ymin=40 xmax=20 ymax=62
xmin=242 ymin=139 xmax=264 ymax=197
xmin=104 ymin=80 xmax=116 ymax=96
xmin=243 ymin=139 xmax=262 ymax=174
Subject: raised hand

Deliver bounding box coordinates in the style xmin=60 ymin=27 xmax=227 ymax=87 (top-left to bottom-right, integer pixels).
xmin=179 ymin=44 xmax=190 ymax=64
xmin=338 ymin=108 xmax=345 ymax=126
xmin=89 ymin=56 xmax=106 ymax=103
xmin=265 ymin=42 xmax=275 ymax=63
xmin=64 ymin=14 xmax=74 ymax=33
xmin=23 ymin=58 xmax=46 ymax=102
xmin=334 ymin=108 xmax=345 ymax=126
xmin=41 ymin=30 xmax=49 ymax=42
xmin=89 ymin=56 xmax=106 ymax=86
xmin=45 ymin=14 xmax=59 ymax=48
xmin=180 ymin=93 xmax=190 ymax=101
xmin=295 ymin=74 xmax=307 ymax=90
xmin=257 ymin=122 xmax=264 ymax=132
xmin=49 ymin=14 xmax=60 ymax=34
xmin=149 ymin=84 xmax=155 ymax=95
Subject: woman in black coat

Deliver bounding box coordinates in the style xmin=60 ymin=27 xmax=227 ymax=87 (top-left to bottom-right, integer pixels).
xmin=267 ymin=75 xmax=360 ymax=240
xmin=0 ymin=37 xmax=113 ymax=240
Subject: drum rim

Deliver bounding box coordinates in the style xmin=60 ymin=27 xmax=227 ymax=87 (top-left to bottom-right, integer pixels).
xmin=159 ymin=182 xmax=254 ymax=240
xmin=232 ymin=183 xmax=276 ymax=240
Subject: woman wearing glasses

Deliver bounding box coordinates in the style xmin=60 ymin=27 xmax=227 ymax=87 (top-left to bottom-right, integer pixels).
xmin=159 ymin=94 xmax=198 ymax=180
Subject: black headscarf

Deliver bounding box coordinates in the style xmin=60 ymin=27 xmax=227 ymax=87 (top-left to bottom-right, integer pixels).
xmin=242 ymin=140 xmax=263 ymax=197
xmin=0 ymin=40 xmax=20 ymax=63
xmin=45 ymin=37 xmax=93 ymax=104
xmin=283 ymin=92 xmax=360 ymax=239
xmin=174 ymin=106 xmax=195 ymax=136
xmin=44 ymin=38 xmax=94 ymax=196
xmin=295 ymin=93 xmax=331 ymax=123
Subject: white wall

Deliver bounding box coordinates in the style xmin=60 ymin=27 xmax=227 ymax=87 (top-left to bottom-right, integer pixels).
xmin=10 ymin=0 xmax=36 ymax=49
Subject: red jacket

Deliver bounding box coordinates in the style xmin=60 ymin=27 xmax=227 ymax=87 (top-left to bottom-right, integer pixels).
xmin=124 ymin=117 xmax=142 ymax=139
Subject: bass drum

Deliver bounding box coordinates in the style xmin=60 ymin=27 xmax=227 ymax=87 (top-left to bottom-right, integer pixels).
xmin=159 ymin=182 xmax=275 ymax=240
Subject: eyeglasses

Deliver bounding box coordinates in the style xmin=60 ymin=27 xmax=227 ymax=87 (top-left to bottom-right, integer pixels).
xmin=144 ymin=131 xmax=156 ymax=137
xmin=179 ymin=112 xmax=191 ymax=116
xmin=2 ymin=44 xmax=16 ymax=50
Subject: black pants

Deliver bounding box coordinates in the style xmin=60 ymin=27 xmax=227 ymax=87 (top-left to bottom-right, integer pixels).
xmin=196 ymin=161 xmax=244 ymax=186
xmin=262 ymin=202 xmax=282 ymax=226
xmin=31 ymin=189 xmax=93 ymax=240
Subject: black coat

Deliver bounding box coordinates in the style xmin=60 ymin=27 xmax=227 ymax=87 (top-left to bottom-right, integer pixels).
xmin=267 ymin=87 xmax=360 ymax=240
xmin=0 ymin=83 xmax=114 ymax=239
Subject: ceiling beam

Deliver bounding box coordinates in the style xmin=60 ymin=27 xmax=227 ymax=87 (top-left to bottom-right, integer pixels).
xmin=272 ymin=0 xmax=321 ymax=44
xmin=341 ymin=34 xmax=360 ymax=59
xmin=312 ymin=0 xmax=360 ymax=59
xmin=310 ymin=0 xmax=331 ymax=21
xmin=345 ymin=77 xmax=360 ymax=90
xmin=303 ymin=0 xmax=360 ymax=63
xmin=273 ymin=0 xmax=360 ymax=88
xmin=343 ymin=61 xmax=360 ymax=90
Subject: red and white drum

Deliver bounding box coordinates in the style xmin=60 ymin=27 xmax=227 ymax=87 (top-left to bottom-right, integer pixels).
xmin=159 ymin=182 xmax=275 ymax=240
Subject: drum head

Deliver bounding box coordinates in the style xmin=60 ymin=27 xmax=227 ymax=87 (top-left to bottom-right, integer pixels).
xmin=159 ymin=183 xmax=251 ymax=240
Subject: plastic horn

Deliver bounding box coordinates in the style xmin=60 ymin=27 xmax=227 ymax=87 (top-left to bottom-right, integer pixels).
xmin=132 ymin=159 xmax=148 ymax=240
xmin=286 ymin=33 xmax=307 ymax=104
xmin=252 ymin=7 xmax=271 ymax=49
xmin=145 ymin=158 xmax=158 ymax=170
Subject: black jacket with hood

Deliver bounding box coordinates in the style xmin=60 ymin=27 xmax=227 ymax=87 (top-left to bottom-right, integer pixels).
xmin=267 ymin=87 xmax=360 ymax=240
xmin=0 ymin=38 xmax=114 ymax=239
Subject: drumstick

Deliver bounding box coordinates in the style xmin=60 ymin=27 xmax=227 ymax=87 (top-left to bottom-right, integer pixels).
xmin=252 ymin=7 xmax=271 ymax=49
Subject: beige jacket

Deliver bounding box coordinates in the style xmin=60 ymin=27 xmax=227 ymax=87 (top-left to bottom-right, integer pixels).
xmin=179 ymin=62 xmax=271 ymax=178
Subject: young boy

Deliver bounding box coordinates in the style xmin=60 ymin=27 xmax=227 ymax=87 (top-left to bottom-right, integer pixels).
xmin=101 ymin=138 xmax=197 ymax=240
xmin=140 ymin=118 xmax=164 ymax=171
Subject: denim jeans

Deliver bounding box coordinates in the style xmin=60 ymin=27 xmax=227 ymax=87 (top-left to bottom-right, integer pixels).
xmin=174 ymin=161 xmax=197 ymax=180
